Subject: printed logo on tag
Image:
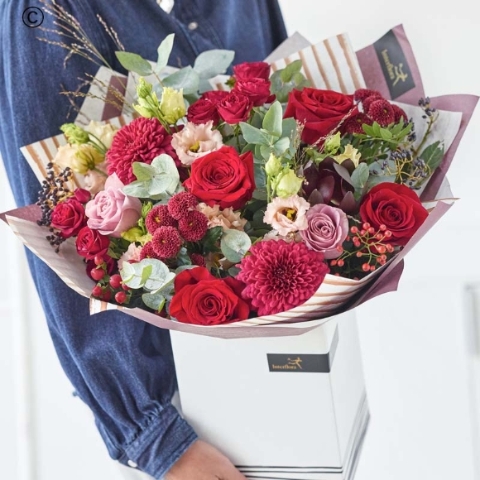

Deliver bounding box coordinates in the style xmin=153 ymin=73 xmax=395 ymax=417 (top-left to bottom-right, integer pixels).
xmin=266 ymin=354 xmax=331 ymax=373
xmin=374 ymin=30 xmax=415 ymax=99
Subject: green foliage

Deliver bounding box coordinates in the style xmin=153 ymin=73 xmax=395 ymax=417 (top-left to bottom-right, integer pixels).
xmin=194 ymin=49 xmax=235 ymax=92
xmin=162 ymin=67 xmax=200 ymax=96
xmin=350 ymin=163 xmax=369 ymax=191
xmin=220 ymin=229 xmax=252 ymax=263
xmin=202 ymin=226 xmax=223 ymax=254
xmin=155 ymin=34 xmax=175 ymax=74
xmin=142 ymin=292 xmax=166 ymax=312
xmin=123 ymin=155 xmax=181 ymax=200
xmin=120 ymin=258 xmax=175 ymax=293
xmin=115 ymin=52 xmax=152 ymax=76
xmin=419 ymin=141 xmax=444 ymax=171
xmin=262 ymin=101 xmax=282 ymax=138
xmin=107 ymin=237 xmax=131 ymax=260
xmin=270 ymin=60 xmax=309 ymax=102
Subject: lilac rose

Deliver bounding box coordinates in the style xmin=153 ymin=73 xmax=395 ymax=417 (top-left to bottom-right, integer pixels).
xmin=300 ymin=204 xmax=349 ymax=259
xmin=85 ymin=173 xmax=142 ymax=238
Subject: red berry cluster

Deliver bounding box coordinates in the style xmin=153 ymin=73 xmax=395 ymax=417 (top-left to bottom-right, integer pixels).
xmin=329 ymin=222 xmax=396 ymax=279
xmin=141 ymin=192 xmax=208 ymax=261
xmin=90 ymin=255 xmax=130 ymax=305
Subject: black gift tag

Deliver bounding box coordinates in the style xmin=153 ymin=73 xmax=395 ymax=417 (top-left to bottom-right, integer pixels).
xmin=374 ymin=29 xmax=415 ymax=99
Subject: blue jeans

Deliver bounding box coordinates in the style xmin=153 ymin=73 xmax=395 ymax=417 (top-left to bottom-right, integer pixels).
xmin=0 ymin=1 xmax=286 ymax=477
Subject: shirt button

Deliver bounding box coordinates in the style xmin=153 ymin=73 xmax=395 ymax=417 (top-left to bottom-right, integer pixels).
xmin=127 ymin=460 xmax=138 ymax=468
xmin=188 ymin=21 xmax=198 ymax=31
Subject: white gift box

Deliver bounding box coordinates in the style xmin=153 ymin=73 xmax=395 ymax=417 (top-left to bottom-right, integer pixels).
xmin=170 ymin=310 xmax=369 ymax=480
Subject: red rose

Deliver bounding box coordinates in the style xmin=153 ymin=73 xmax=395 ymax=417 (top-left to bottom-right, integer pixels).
xmin=217 ymin=91 xmax=253 ymax=124
xmin=187 ymin=99 xmax=220 ymax=124
xmin=187 ymin=91 xmax=229 ymax=125
xmin=284 ymin=88 xmax=356 ymax=145
xmin=233 ymin=61 xmax=271 ymax=81
xmin=75 ymin=226 xmax=110 ymax=259
xmin=170 ymin=267 xmax=250 ymax=325
xmin=51 ymin=198 xmax=87 ymax=238
xmin=360 ymin=183 xmax=429 ymax=246
xmin=233 ymin=79 xmax=273 ymax=106
xmin=184 ymin=146 xmax=255 ymax=210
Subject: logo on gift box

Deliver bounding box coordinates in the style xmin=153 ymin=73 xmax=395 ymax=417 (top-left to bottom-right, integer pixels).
xmin=374 ymin=30 xmax=415 ymax=99
xmin=270 ymin=356 xmax=304 ymax=371
xmin=267 ymin=353 xmax=332 ymax=373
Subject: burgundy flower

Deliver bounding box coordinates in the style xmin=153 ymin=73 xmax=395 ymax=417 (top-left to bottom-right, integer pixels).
xmin=51 ymin=197 xmax=87 ymax=238
xmin=366 ymin=99 xmax=395 ymax=126
xmin=145 ymin=205 xmax=176 ymax=234
xmin=106 ymin=117 xmax=177 ymax=185
xmin=343 ymin=112 xmax=373 ymax=135
xmin=303 ymin=158 xmax=357 ymax=214
xmin=151 ymin=226 xmax=182 ymax=259
xmin=178 ymin=211 xmax=208 ymax=242
xmin=233 ymin=61 xmax=271 ymax=82
xmin=237 ymin=240 xmax=329 ymax=316
xmin=217 ymin=91 xmax=253 ymax=124
xmin=233 ymin=79 xmax=273 ymax=106
xmin=167 ymin=192 xmax=198 ymax=220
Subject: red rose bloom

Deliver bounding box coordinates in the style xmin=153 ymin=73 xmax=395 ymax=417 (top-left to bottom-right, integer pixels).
xmin=284 ymin=88 xmax=356 ymax=145
xmin=360 ymin=183 xmax=429 ymax=246
xmin=233 ymin=61 xmax=270 ymax=81
xmin=184 ymin=146 xmax=255 ymax=210
xmin=217 ymin=91 xmax=253 ymax=124
xmin=51 ymin=198 xmax=87 ymax=238
xmin=106 ymin=117 xmax=177 ymax=185
xmin=170 ymin=267 xmax=250 ymax=325
xmin=187 ymin=99 xmax=220 ymax=125
xmin=75 ymin=226 xmax=110 ymax=259
xmin=233 ymin=79 xmax=273 ymax=106
xmin=73 ymin=188 xmax=91 ymax=204
xmin=201 ymin=91 xmax=230 ymax=104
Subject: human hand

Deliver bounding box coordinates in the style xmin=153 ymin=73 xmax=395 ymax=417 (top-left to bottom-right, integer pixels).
xmin=165 ymin=440 xmax=247 ymax=480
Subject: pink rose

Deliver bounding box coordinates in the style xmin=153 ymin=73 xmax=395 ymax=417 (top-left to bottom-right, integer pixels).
xmin=300 ymin=204 xmax=349 ymax=259
xmin=85 ymin=173 xmax=142 ymax=238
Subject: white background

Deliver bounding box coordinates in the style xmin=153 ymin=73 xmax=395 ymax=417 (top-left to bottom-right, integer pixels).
xmin=1 ymin=1 xmax=480 ymax=479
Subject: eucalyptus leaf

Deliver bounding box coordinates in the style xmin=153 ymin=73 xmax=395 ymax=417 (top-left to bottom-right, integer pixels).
xmin=273 ymin=137 xmax=290 ymax=156
xmin=366 ymin=174 xmax=396 ymax=190
xmin=350 ymin=163 xmax=369 ymax=190
xmin=162 ymin=66 xmax=200 ymax=95
xmin=115 ymin=52 xmax=152 ymax=76
xmin=194 ymin=49 xmax=235 ymax=78
xmin=240 ymin=122 xmax=271 ymax=145
xmin=420 ymin=141 xmax=444 ymax=172
xmin=221 ymin=229 xmax=252 ymax=263
xmin=122 ymin=182 xmax=151 ymax=198
xmin=262 ymin=101 xmax=282 ymax=138
xmin=282 ymin=117 xmax=298 ymax=139
xmin=279 ymin=60 xmax=303 ymax=83
xmin=155 ymin=34 xmax=175 ymax=74
xmin=142 ymin=292 xmax=166 ymax=311
xmin=132 ymin=162 xmax=155 ymax=182
xmin=254 ymin=164 xmax=267 ymax=189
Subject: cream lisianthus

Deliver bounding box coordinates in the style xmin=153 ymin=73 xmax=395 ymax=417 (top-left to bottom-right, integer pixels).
xmin=263 ymin=195 xmax=310 ymax=237
xmin=333 ymin=144 xmax=361 ymax=167
xmin=160 ymin=87 xmax=186 ymax=124
xmin=273 ymin=168 xmax=303 ymax=198
xmin=85 ymin=121 xmax=119 ymax=150
xmin=171 ymin=121 xmax=223 ymax=166
xmin=53 ymin=143 xmax=104 ymax=174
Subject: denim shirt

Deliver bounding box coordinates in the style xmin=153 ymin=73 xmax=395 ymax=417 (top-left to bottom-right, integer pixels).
xmin=0 ymin=1 xmax=286 ymax=477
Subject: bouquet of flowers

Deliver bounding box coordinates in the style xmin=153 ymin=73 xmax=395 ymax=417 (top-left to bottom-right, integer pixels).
xmin=2 ymin=26 xmax=476 ymax=337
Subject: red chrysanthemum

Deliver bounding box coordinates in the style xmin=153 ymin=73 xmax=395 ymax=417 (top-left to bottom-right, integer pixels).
xmin=106 ymin=117 xmax=177 ymax=185
xmin=178 ymin=211 xmax=208 ymax=242
xmin=190 ymin=253 xmax=206 ymax=267
xmin=367 ymin=99 xmax=395 ymax=126
xmin=237 ymin=240 xmax=329 ymax=316
xmin=391 ymin=104 xmax=408 ymax=124
xmin=151 ymin=226 xmax=182 ymax=259
xmin=167 ymin=192 xmax=198 ymax=220
xmin=145 ymin=205 xmax=177 ymax=234
xmin=354 ymin=88 xmax=382 ymax=103
xmin=343 ymin=112 xmax=373 ymax=134
xmin=140 ymin=241 xmax=158 ymax=260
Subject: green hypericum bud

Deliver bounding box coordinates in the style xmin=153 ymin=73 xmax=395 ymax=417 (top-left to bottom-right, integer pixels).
xmin=274 ymin=168 xmax=303 ymax=198
xmin=324 ymin=132 xmax=341 ymax=155
xmin=159 ymin=87 xmax=186 ymax=124
xmin=134 ymin=104 xmax=154 ymax=118
xmin=60 ymin=123 xmax=90 ymax=145
xmin=264 ymin=153 xmax=282 ymax=177
xmin=137 ymin=77 xmax=153 ymax=99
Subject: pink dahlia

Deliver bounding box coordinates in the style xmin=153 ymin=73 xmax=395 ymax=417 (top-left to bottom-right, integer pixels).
xmin=237 ymin=240 xmax=329 ymax=316
xmin=106 ymin=117 xmax=177 ymax=185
